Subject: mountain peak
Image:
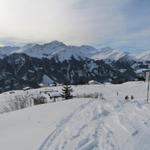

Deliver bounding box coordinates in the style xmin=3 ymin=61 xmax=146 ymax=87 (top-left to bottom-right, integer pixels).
xmin=44 ymin=40 xmax=66 ymax=47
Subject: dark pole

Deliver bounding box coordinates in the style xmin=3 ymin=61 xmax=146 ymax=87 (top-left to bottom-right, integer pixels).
xmin=147 ymin=73 xmax=150 ymax=102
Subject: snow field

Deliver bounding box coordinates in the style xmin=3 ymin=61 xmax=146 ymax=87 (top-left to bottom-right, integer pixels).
xmin=0 ymin=81 xmax=149 ymax=150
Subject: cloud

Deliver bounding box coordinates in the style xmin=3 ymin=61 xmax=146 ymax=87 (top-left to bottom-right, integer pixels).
xmin=0 ymin=0 xmax=149 ymax=50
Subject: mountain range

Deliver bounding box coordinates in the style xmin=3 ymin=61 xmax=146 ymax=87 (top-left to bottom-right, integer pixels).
xmin=0 ymin=40 xmax=150 ymax=62
xmin=0 ymin=41 xmax=149 ymax=92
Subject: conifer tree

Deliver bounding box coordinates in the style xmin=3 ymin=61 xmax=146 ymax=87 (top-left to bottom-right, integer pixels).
xmin=61 ymin=84 xmax=73 ymax=100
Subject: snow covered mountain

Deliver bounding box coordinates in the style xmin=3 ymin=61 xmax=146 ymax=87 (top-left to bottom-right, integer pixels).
xmin=48 ymin=45 xmax=97 ymax=62
xmin=12 ymin=41 xmax=97 ymax=61
xmin=14 ymin=41 xmax=67 ymax=59
xmin=91 ymin=47 xmax=135 ymax=63
xmin=0 ymin=52 xmax=137 ymax=92
xmin=14 ymin=42 xmax=136 ymax=62
xmin=0 ymin=46 xmax=19 ymax=58
xmin=0 ymin=41 xmax=136 ymax=62
xmin=135 ymin=50 xmax=150 ymax=61
xmin=1 ymin=41 xmax=150 ymax=63
xmin=0 ymin=41 xmax=149 ymax=92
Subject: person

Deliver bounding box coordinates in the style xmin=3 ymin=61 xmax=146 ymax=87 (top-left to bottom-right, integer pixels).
xmin=117 ymin=92 xmax=119 ymax=96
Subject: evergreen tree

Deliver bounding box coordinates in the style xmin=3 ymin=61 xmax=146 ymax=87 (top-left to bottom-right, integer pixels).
xmin=61 ymin=84 xmax=73 ymax=100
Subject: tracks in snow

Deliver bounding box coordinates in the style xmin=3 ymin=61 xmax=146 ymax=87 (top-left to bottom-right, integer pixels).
xmin=39 ymin=99 xmax=150 ymax=150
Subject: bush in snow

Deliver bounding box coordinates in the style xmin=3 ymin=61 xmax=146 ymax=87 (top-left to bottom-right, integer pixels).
xmin=32 ymin=95 xmax=47 ymax=105
xmin=2 ymin=94 xmax=32 ymax=113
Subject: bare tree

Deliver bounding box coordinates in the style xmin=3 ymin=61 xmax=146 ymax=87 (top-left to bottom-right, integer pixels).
xmin=2 ymin=94 xmax=32 ymax=113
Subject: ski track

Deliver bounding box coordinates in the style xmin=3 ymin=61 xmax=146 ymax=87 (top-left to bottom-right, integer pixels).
xmin=39 ymin=98 xmax=150 ymax=150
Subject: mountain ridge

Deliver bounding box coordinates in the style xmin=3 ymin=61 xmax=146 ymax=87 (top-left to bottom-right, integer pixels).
xmin=0 ymin=41 xmax=150 ymax=62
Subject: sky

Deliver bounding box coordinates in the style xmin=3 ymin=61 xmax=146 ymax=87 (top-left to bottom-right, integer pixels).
xmin=0 ymin=0 xmax=150 ymax=51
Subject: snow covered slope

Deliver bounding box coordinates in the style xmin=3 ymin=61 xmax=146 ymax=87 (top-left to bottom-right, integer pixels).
xmin=14 ymin=41 xmax=67 ymax=59
xmin=48 ymin=45 xmax=97 ymax=62
xmin=0 ymin=98 xmax=87 ymax=150
xmin=91 ymin=47 xmax=134 ymax=62
xmin=0 ymin=46 xmax=19 ymax=58
xmin=40 ymin=100 xmax=150 ymax=150
xmin=0 ymin=82 xmax=150 ymax=150
xmin=39 ymin=82 xmax=150 ymax=150
xmin=42 ymin=74 xmax=54 ymax=86
xmin=135 ymin=50 xmax=150 ymax=61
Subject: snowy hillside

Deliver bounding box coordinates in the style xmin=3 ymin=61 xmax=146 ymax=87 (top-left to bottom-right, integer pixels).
xmin=135 ymin=50 xmax=150 ymax=61
xmin=91 ymin=47 xmax=133 ymax=62
xmin=48 ymin=45 xmax=97 ymax=62
xmin=0 ymin=46 xmax=19 ymax=58
xmin=0 ymin=82 xmax=150 ymax=150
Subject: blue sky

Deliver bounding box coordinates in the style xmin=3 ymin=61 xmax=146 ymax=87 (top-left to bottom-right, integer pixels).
xmin=0 ymin=0 xmax=150 ymax=51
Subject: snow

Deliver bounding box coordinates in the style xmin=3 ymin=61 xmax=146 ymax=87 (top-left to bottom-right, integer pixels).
xmin=42 ymin=75 xmax=54 ymax=86
xmin=0 ymin=81 xmax=150 ymax=150
xmin=0 ymin=46 xmax=19 ymax=58
xmin=10 ymin=41 xmax=97 ymax=62
xmin=15 ymin=41 xmax=67 ymax=59
xmin=41 ymin=43 xmax=97 ymax=62
xmin=2 ymin=41 xmax=150 ymax=65
xmin=0 ymin=42 xmax=136 ymax=62
xmin=18 ymin=43 xmax=133 ymax=62
xmin=39 ymin=82 xmax=150 ymax=150
xmin=1 ymin=41 xmax=150 ymax=63
xmin=135 ymin=68 xmax=150 ymax=74
xmin=91 ymin=47 xmax=133 ymax=62
xmin=88 ymin=80 xmax=100 ymax=85
xmin=0 ymin=99 xmax=87 ymax=150
xmin=135 ymin=50 xmax=150 ymax=61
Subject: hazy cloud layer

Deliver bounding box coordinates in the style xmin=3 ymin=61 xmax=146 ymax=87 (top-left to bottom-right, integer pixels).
xmin=0 ymin=0 xmax=150 ymax=50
